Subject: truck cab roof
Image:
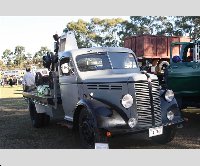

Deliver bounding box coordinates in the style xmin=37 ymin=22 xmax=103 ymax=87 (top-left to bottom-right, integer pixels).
xmin=58 ymin=47 xmax=134 ymax=60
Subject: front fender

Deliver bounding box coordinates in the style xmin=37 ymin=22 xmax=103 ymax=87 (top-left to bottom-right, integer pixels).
xmin=160 ymin=90 xmax=183 ymax=124
xmin=75 ymin=98 xmax=127 ymax=129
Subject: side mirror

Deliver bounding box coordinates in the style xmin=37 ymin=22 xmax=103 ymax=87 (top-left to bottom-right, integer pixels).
xmin=61 ymin=63 xmax=70 ymax=74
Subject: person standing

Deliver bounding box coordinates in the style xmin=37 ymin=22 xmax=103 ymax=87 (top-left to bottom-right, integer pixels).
xmin=8 ymin=76 xmax=13 ymax=87
xmin=22 ymin=67 xmax=36 ymax=92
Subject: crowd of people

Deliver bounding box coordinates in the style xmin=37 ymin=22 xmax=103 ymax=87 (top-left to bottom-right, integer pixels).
xmin=0 ymin=76 xmax=23 ymax=87
xmin=1 ymin=68 xmax=36 ymax=93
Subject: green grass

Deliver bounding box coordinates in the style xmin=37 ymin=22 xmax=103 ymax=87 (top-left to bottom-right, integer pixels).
xmin=0 ymin=85 xmax=23 ymax=99
xmin=0 ymin=85 xmax=27 ymax=111
xmin=0 ymin=98 xmax=27 ymax=110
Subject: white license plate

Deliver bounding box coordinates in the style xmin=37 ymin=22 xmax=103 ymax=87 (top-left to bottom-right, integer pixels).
xmin=95 ymin=143 xmax=109 ymax=149
xmin=149 ymin=126 xmax=163 ymax=137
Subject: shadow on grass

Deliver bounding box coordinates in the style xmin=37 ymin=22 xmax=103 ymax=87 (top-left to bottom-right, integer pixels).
xmin=0 ymin=97 xmax=200 ymax=149
xmin=16 ymin=89 xmax=23 ymax=92
xmin=182 ymin=112 xmax=200 ymax=121
xmin=13 ymin=93 xmax=23 ymax=95
xmin=0 ymin=96 xmax=81 ymax=149
xmin=13 ymin=88 xmax=23 ymax=95
xmin=0 ymin=109 xmax=80 ymax=149
xmin=0 ymin=97 xmax=27 ymax=110
xmin=109 ymin=115 xmax=200 ymax=149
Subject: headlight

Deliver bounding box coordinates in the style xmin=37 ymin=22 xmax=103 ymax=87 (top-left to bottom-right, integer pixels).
xmin=165 ymin=90 xmax=174 ymax=102
xmin=128 ymin=118 xmax=137 ymax=128
xmin=121 ymin=94 xmax=133 ymax=109
xmin=167 ymin=111 xmax=174 ymax=121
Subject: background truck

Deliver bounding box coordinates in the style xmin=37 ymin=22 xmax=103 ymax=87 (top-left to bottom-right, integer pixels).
xmin=23 ymin=31 xmax=183 ymax=149
xmin=124 ymin=35 xmax=191 ymax=75
xmin=164 ymin=40 xmax=200 ymax=109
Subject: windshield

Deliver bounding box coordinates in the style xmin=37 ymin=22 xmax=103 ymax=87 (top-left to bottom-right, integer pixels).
xmin=76 ymin=52 xmax=137 ymax=72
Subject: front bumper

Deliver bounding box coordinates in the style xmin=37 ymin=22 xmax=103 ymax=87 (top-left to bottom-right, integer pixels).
xmin=98 ymin=115 xmax=184 ymax=135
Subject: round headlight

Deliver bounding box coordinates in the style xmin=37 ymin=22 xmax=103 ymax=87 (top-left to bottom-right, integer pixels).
xmin=167 ymin=111 xmax=174 ymax=121
xmin=165 ymin=90 xmax=174 ymax=102
xmin=128 ymin=118 xmax=137 ymax=128
xmin=121 ymin=94 xmax=133 ymax=109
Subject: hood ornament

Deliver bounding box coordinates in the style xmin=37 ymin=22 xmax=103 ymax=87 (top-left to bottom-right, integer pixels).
xmin=141 ymin=70 xmax=151 ymax=82
xmin=147 ymin=77 xmax=152 ymax=82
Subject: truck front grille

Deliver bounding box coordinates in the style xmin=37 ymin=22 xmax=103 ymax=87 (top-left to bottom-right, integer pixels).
xmin=134 ymin=80 xmax=162 ymax=127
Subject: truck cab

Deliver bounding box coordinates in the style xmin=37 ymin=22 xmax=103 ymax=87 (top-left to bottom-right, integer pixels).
xmin=23 ymin=31 xmax=183 ymax=149
xmin=165 ymin=41 xmax=200 ymax=109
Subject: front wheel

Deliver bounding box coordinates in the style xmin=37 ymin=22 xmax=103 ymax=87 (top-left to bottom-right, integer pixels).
xmin=78 ymin=108 xmax=108 ymax=149
xmin=151 ymin=126 xmax=177 ymax=144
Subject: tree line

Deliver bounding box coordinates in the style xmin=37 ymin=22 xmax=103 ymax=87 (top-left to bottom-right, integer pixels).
xmin=1 ymin=16 xmax=200 ymax=69
xmin=0 ymin=46 xmax=50 ymax=70
xmin=67 ymin=16 xmax=200 ymax=48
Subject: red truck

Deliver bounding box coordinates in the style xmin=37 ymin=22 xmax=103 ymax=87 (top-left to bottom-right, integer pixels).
xmin=124 ymin=35 xmax=190 ymax=75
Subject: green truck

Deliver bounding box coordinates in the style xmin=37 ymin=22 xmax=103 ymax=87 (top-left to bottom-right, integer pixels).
xmin=165 ymin=40 xmax=200 ymax=109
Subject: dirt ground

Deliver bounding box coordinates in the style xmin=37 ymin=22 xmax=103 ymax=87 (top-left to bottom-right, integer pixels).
xmin=0 ymin=86 xmax=200 ymax=149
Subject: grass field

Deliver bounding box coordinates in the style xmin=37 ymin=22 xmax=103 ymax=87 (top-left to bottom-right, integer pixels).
xmin=0 ymin=85 xmax=27 ymax=109
xmin=0 ymin=85 xmax=200 ymax=149
xmin=0 ymin=85 xmax=24 ymax=99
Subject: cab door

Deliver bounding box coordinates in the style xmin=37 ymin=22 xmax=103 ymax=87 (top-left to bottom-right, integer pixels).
xmin=190 ymin=43 xmax=200 ymax=93
xmin=59 ymin=56 xmax=78 ymax=121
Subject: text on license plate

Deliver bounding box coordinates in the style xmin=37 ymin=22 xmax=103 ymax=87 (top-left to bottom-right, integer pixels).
xmin=149 ymin=126 xmax=163 ymax=137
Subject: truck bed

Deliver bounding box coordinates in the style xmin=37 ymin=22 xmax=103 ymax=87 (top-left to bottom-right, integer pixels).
xmin=22 ymin=91 xmax=62 ymax=105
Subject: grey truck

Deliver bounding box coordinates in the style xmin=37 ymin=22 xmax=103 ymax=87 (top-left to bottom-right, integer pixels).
xmin=23 ymin=31 xmax=183 ymax=149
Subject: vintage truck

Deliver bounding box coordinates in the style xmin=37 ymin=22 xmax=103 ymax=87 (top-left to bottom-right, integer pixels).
xmin=23 ymin=31 xmax=183 ymax=149
xmin=164 ymin=40 xmax=200 ymax=109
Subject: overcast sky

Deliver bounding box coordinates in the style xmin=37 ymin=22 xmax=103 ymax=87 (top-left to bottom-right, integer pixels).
xmin=0 ymin=16 xmax=129 ymax=59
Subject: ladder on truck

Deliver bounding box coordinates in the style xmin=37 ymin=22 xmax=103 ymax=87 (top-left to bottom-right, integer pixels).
xmin=51 ymin=30 xmax=78 ymax=109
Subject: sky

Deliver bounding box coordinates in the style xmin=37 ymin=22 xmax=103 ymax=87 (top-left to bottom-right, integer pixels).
xmin=0 ymin=16 xmax=130 ymax=59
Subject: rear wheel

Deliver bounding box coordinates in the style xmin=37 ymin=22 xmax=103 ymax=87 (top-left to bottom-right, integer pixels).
xmin=28 ymin=100 xmax=50 ymax=128
xmin=78 ymin=108 xmax=107 ymax=149
xmin=151 ymin=126 xmax=177 ymax=144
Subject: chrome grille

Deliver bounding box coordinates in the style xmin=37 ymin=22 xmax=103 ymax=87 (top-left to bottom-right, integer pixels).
xmin=134 ymin=80 xmax=162 ymax=127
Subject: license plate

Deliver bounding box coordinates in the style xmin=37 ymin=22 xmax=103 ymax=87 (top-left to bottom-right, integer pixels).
xmin=149 ymin=126 xmax=163 ymax=137
xmin=95 ymin=143 xmax=109 ymax=149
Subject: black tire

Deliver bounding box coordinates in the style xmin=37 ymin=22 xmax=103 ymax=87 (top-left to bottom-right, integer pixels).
xmin=28 ymin=100 xmax=50 ymax=128
xmin=158 ymin=61 xmax=169 ymax=74
xmin=78 ymin=108 xmax=108 ymax=149
xmin=43 ymin=114 xmax=50 ymax=126
xmin=151 ymin=126 xmax=177 ymax=144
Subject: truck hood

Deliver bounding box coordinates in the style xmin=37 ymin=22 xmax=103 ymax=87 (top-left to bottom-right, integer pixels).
xmin=80 ymin=72 xmax=158 ymax=83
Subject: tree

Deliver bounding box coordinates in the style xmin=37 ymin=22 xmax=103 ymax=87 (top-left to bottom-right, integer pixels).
xmin=26 ymin=52 xmax=33 ymax=65
xmin=2 ymin=49 xmax=13 ymax=67
xmin=0 ymin=60 xmax=5 ymax=70
xmin=121 ymin=16 xmax=176 ymax=36
xmin=67 ymin=19 xmax=93 ymax=48
xmin=67 ymin=17 xmax=189 ymax=48
xmin=174 ymin=16 xmax=200 ymax=39
xmin=33 ymin=47 xmax=50 ymax=67
xmin=67 ymin=18 xmax=126 ymax=48
xmin=90 ymin=18 xmax=125 ymax=47
xmin=14 ymin=46 xmax=26 ymax=67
